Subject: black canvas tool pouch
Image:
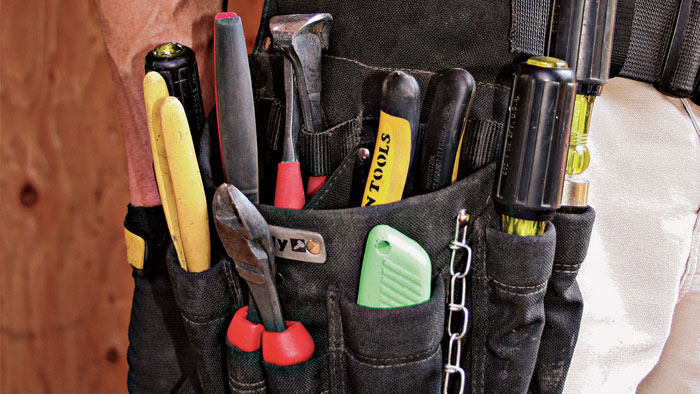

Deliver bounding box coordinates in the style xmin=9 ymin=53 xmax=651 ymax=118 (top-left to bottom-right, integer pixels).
xmin=123 ymin=0 xmax=598 ymax=393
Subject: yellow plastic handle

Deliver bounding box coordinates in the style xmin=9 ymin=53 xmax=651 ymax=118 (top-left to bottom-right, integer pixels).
xmin=361 ymin=111 xmax=413 ymax=207
xmin=143 ymin=72 xmax=188 ymax=270
xmin=160 ymin=97 xmax=211 ymax=273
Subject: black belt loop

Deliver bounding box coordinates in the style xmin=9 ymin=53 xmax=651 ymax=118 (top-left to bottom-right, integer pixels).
xmin=655 ymin=0 xmax=700 ymax=97
xmin=609 ymin=0 xmax=636 ymax=78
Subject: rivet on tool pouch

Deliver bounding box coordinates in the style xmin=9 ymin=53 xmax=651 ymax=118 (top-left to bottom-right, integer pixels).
xmin=213 ymin=183 xmax=315 ymax=366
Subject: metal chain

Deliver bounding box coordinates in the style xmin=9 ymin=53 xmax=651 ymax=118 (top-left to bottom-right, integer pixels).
xmin=443 ymin=209 xmax=472 ymax=394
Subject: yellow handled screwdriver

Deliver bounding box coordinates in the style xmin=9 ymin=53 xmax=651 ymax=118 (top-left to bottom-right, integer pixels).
xmin=143 ymin=72 xmax=188 ymax=270
xmin=160 ymin=97 xmax=211 ymax=272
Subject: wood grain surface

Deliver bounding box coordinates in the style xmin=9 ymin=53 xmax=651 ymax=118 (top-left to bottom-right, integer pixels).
xmin=0 ymin=1 xmax=262 ymax=392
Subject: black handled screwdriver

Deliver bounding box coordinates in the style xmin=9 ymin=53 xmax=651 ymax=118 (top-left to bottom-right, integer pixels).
xmin=145 ymin=42 xmax=206 ymax=154
xmin=414 ymin=68 xmax=475 ymax=194
xmin=546 ymin=0 xmax=585 ymax=73
xmin=494 ymin=56 xmax=576 ymax=236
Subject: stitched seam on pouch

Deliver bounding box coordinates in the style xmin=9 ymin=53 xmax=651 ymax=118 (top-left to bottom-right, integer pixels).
xmin=323 ymin=54 xmax=511 ymax=92
xmin=552 ymin=269 xmax=580 ymax=274
xmin=229 ymin=378 xmax=266 ymax=389
xmin=553 ymin=262 xmax=582 ymax=268
xmin=327 ymin=290 xmax=346 ymax=394
xmin=344 ymin=345 xmax=440 ymax=368
xmin=233 ymin=382 xmax=267 ymax=393
xmin=181 ymin=314 xmax=228 ymax=326
xmin=487 ymin=276 xmax=548 ymax=291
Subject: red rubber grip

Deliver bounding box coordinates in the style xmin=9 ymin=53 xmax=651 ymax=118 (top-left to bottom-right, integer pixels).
xmin=227 ymin=306 xmax=264 ymax=352
xmin=262 ymin=321 xmax=315 ymax=366
xmin=306 ymin=176 xmax=327 ymax=198
xmin=274 ymin=162 xmax=305 ymax=209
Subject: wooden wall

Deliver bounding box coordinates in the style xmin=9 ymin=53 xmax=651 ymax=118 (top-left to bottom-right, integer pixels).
xmin=0 ymin=1 xmax=262 ymax=392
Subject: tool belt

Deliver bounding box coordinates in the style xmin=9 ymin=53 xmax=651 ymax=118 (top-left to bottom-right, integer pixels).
xmin=121 ymin=0 xmax=700 ymax=392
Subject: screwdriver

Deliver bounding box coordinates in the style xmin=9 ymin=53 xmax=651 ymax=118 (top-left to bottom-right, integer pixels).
xmin=361 ymin=71 xmax=420 ymax=207
xmin=146 ymin=42 xmax=206 ymax=154
xmin=562 ymin=0 xmax=617 ymax=209
xmin=414 ymin=68 xmax=475 ymax=194
xmin=545 ymin=0 xmax=585 ymax=73
xmin=494 ymin=56 xmax=576 ymax=236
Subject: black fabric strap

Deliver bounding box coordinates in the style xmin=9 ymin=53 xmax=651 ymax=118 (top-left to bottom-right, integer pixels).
xmin=297 ymin=116 xmax=364 ymax=176
xmin=620 ymin=0 xmax=700 ymax=97
xmin=459 ymin=119 xmax=505 ymax=178
xmin=123 ymin=205 xmax=171 ymax=277
xmin=609 ymin=0 xmax=636 ymax=78
xmin=510 ymin=0 xmax=552 ymax=56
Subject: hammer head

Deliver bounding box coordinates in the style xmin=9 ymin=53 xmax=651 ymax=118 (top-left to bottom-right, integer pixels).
xmin=269 ymin=13 xmax=333 ymax=51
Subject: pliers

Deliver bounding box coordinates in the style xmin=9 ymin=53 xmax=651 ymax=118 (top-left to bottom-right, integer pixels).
xmin=212 ymin=184 xmax=314 ymax=366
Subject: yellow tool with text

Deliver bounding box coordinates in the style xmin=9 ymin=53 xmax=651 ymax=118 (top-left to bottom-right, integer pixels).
xmin=361 ymin=71 xmax=420 ymax=207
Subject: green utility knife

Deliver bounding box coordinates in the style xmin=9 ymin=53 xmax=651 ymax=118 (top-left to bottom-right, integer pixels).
xmin=357 ymin=225 xmax=431 ymax=308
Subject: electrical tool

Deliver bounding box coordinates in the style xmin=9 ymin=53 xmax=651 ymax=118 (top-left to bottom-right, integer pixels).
xmin=561 ymin=0 xmax=617 ymax=209
xmin=357 ymin=225 xmax=431 ymax=309
xmin=414 ymin=68 xmax=475 ymax=194
xmin=361 ymin=71 xmax=420 ymax=207
xmin=494 ymin=56 xmax=576 ymax=236
xmin=269 ymin=13 xmax=333 ymax=198
xmin=214 ymin=12 xmax=260 ymax=203
xmin=146 ymin=42 xmax=206 ymax=153
xmin=143 ymin=72 xmax=189 ymax=270
xmin=213 ymin=184 xmax=314 ymax=366
xmin=160 ymin=97 xmax=211 ymax=272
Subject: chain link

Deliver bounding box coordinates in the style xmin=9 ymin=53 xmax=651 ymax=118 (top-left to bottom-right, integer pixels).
xmin=443 ymin=210 xmax=472 ymax=394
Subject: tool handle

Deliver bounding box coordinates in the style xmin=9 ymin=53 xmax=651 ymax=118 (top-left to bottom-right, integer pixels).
xmin=262 ymin=321 xmax=315 ymax=366
xmin=227 ymin=306 xmax=264 ymax=352
xmin=306 ymin=176 xmax=327 ymax=197
xmin=215 ymin=12 xmax=260 ymax=203
xmin=576 ymin=0 xmax=616 ymax=88
xmin=415 ymin=68 xmax=475 ymax=194
xmin=145 ymin=43 xmax=206 ymax=153
xmin=274 ymin=162 xmax=306 ymax=209
xmin=160 ymin=97 xmax=211 ymax=272
xmin=546 ymin=0 xmax=586 ymax=72
xmin=361 ymin=71 xmax=420 ymax=207
xmin=494 ymin=57 xmax=576 ymax=223
xmin=143 ymin=72 xmax=188 ymax=270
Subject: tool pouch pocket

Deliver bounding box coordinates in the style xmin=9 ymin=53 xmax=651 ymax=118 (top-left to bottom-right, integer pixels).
xmin=166 ymin=251 xmax=244 ymax=394
xmin=327 ymin=279 xmax=445 ymax=394
xmin=226 ymin=341 xmax=267 ymax=393
xmin=529 ymin=207 xmax=595 ymax=394
xmin=471 ymin=223 xmax=556 ymax=393
xmin=124 ymin=206 xmax=202 ymax=394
